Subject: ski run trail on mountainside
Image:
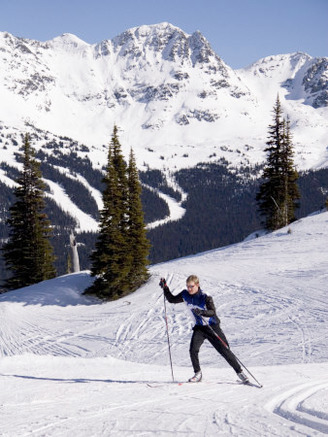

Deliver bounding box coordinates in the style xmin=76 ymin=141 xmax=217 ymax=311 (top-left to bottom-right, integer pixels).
xmin=0 ymin=211 xmax=328 ymax=436
xmin=145 ymin=169 xmax=188 ymax=229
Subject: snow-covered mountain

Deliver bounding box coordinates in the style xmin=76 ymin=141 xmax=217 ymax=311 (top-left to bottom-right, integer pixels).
xmin=0 ymin=210 xmax=327 ymax=435
xmin=0 ymin=22 xmax=327 ymax=173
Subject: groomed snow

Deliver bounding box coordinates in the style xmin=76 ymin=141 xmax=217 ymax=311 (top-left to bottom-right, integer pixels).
xmin=0 ymin=211 xmax=328 ymax=436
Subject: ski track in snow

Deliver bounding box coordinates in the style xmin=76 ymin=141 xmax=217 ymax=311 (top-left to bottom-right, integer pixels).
xmin=266 ymin=382 xmax=328 ymax=435
xmin=0 ymin=212 xmax=328 ymax=436
xmin=1 ymin=360 xmax=327 ymax=436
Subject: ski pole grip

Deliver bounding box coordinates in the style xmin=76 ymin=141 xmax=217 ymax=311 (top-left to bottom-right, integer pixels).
xmin=159 ymin=278 xmax=167 ymax=289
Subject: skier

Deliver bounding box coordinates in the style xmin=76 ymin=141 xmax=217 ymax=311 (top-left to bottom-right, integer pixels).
xmin=159 ymin=275 xmax=249 ymax=383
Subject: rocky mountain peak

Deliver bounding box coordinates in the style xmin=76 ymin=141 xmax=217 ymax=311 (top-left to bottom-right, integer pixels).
xmin=0 ymin=24 xmax=327 ymax=173
xmin=302 ymin=57 xmax=328 ymax=108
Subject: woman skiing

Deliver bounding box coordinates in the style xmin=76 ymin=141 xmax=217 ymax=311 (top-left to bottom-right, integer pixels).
xmin=159 ymin=275 xmax=249 ymax=383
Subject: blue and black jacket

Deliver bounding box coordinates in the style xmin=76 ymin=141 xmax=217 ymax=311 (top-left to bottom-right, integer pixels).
xmin=163 ymin=285 xmax=220 ymax=326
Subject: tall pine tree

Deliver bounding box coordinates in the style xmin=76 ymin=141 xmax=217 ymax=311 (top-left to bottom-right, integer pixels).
xmin=2 ymin=133 xmax=56 ymax=290
xmin=257 ymin=96 xmax=300 ymax=230
xmin=127 ymin=148 xmax=150 ymax=289
xmin=86 ymin=126 xmax=150 ymax=300
xmin=280 ymin=117 xmax=300 ymax=226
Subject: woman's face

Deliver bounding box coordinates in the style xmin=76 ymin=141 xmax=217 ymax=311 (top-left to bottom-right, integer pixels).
xmin=186 ymin=281 xmax=199 ymax=295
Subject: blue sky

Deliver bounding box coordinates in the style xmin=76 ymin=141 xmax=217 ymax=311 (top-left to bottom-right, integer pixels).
xmin=1 ymin=0 xmax=327 ymax=68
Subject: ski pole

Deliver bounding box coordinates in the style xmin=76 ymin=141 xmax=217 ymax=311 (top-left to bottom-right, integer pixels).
xmin=201 ymin=316 xmax=263 ymax=388
xmin=163 ymin=291 xmax=175 ymax=382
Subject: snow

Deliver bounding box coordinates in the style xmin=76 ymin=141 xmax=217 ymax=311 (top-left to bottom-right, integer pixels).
xmin=45 ymin=179 xmax=99 ymax=233
xmin=145 ymin=170 xmax=188 ymax=229
xmin=1 ymin=211 xmax=328 ymax=436
xmin=0 ymin=25 xmax=327 ymax=177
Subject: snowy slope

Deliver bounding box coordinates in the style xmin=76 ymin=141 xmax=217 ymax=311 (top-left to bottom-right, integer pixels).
xmin=0 ymin=211 xmax=327 ymax=436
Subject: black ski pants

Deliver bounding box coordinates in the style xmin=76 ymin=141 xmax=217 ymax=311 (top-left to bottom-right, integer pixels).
xmin=189 ymin=324 xmax=242 ymax=374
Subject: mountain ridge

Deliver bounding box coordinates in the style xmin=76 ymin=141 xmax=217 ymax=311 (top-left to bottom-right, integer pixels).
xmin=0 ymin=23 xmax=327 ymax=173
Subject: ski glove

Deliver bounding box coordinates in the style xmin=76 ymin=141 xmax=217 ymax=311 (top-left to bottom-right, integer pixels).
xmin=159 ymin=278 xmax=167 ymax=289
xmin=192 ymin=308 xmax=204 ymax=316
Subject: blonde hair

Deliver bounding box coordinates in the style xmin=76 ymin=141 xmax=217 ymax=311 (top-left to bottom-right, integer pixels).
xmin=186 ymin=275 xmax=199 ymax=285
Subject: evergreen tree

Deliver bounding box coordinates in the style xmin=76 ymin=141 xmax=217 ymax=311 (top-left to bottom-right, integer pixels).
xmin=86 ymin=126 xmax=132 ymax=299
xmin=2 ymin=134 xmax=56 ymax=290
xmin=257 ymin=97 xmax=300 ymax=230
xmin=280 ymin=117 xmax=300 ymax=225
xmin=127 ymin=148 xmax=150 ymax=289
